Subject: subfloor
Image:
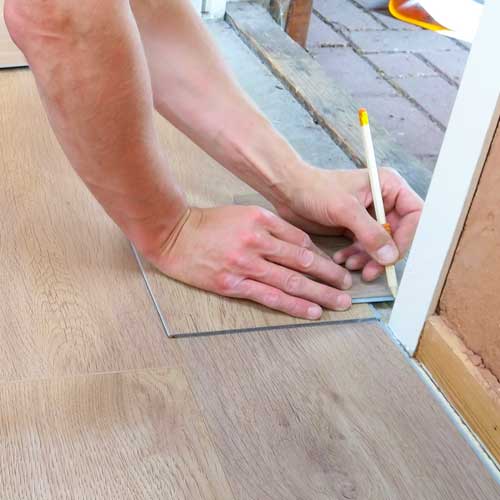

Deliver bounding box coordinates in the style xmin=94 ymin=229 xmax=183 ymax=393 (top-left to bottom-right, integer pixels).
xmin=308 ymin=0 xmax=470 ymax=172
xmin=0 ymin=15 xmax=498 ymax=499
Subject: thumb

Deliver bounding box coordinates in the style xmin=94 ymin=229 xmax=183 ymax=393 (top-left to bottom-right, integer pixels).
xmin=336 ymin=199 xmax=399 ymax=265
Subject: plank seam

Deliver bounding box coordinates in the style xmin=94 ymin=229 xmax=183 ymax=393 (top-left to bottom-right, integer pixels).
xmin=173 ymin=316 xmax=379 ymax=339
xmin=130 ymin=243 xmax=173 ymax=338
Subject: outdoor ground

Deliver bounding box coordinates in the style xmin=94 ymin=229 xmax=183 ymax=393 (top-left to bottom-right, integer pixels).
xmin=307 ymin=0 xmax=470 ymax=172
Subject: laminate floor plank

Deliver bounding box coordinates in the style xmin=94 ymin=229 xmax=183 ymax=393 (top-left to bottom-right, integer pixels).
xmin=0 ymin=1 xmax=27 ymax=69
xmin=139 ymin=116 xmax=376 ymax=336
xmin=0 ymin=367 xmax=235 ymax=500
xmin=177 ymin=321 xmax=500 ymax=499
xmin=0 ymin=69 xmax=181 ymax=380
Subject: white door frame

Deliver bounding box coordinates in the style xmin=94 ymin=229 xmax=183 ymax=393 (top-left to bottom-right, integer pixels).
xmin=202 ymin=0 xmax=228 ymax=18
xmin=389 ymin=0 xmax=500 ymax=354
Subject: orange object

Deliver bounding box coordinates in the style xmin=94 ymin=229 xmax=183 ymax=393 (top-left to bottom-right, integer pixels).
xmin=383 ymin=223 xmax=392 ymax=235
xmin=388 ymin=0 xmax=447 ymax=32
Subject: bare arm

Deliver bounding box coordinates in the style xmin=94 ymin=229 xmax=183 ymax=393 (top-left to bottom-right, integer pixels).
xmin=131 ymin=0 xmax=422 ymax=277
xmin=5 ymin=0 xmax=188 ymax=259
xmin=130 ymin=0 xmax=302 ymax=206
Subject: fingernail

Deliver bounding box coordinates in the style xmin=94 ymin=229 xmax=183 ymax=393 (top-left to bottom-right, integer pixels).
xmin=336 ymin=294 xmax=352 ymax=310
xmin=376 ymin=244 xmax=398 ymax=264
xmin=342 ymin=273 xmax=352 ymax=290
xmin=307 ymin=305 xmax=322 ymax=319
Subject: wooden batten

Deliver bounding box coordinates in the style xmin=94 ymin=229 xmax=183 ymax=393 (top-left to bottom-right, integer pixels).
xmin=417 ymin=315 xmax=500 ymax=464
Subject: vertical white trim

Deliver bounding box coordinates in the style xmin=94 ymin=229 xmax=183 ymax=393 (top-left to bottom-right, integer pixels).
xmin=389 ymin=0 xmax=500 ymax=354
xmin=203 ymin=0 xmax=228 ymax=18
xmin=191 ymin=0 xmax=203 ymax=14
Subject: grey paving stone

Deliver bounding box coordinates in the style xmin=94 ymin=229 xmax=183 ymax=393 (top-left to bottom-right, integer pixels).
xmin=419 ymin=50 xmax=469 ymax=84
xmin=349 ymin=29 xmax=461 ymax=53
xmin=307 ymin=13 xmax=348 ymax=49
xmin=367 ymin=53 xmax=436 ymax=78
xmin=314 ymin=0 xmax=384 ymax=31
xmin=312 ymin=46 xmax=397 ymax=97
xmin=397 ymin=75 xmax=458 ymax=127
xmin=359 ymin=95 xmax=444 ymax=158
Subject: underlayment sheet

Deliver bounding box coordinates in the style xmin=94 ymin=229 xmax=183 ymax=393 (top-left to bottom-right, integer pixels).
xmin=0 ymin=2 xmax=27 ymax=68
xmin=138 ymin=116 xmax=376 ymax=336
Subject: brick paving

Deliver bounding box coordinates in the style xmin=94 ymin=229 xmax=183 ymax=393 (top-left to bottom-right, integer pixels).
xmin=307 ymin=0 xmax=470 ymax=171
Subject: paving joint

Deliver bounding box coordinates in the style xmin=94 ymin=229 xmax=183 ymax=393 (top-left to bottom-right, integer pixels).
xmin=413 ymin=52 xmax=460 ymax=88
xmin=313 ymin=8 xmax=447 ymax=131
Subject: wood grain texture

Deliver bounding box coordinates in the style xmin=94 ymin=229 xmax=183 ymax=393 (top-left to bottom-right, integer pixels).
xmin=178 ymin=321 xmax=500 ymax=499
xmin=417 ymin=315 xmax=500 ymax=465
xmin=285 ymin=0 xmax=313 ymax=48
xmin=0 ymin=1 xmax=27 ymax=68
xmin=235 ymin=192 xmax=396 ymax=302
xmin=225 ymin=2 xmax=431 ymax=199
xmin=0 ymin=368 xmax=235 ymax=500
xmin=139 ymin=115 xmax=376 ymax=336
xmin=0 ymin=69 xmax=181 ymax=380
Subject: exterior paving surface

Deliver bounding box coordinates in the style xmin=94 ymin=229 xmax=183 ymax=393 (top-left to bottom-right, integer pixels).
xmin=308 ymin=0 xmax=470 ymax=171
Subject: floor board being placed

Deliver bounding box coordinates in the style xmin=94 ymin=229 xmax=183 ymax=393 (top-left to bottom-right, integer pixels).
xmin=178 ymin=321 xmax=500 ymax=500
xmin=0 ymin=368 xmax=235 ymax=500
xmin=0 ymin=70 xmax=181 ymax=380
xmin=139 ymin=116 xmax=376 ymax=336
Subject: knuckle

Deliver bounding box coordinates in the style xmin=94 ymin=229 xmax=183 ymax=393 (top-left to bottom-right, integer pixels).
xmin=240 ymin=230 xmax=264 ymax=248
xmin=214 ymin=273 xmax=239 ymax=295
xmin=263 ymin=291 xmax=280 ymax=308
xmin=296 ymin=247 xmax=314 ymax=269
xmin=226 ymin=250 xmax=252 ymax=272
xmin=301 ymin=233 xmax=313 ymax=248
xmin=247 ymin=206 xmax=269 ymax=224
xmin=284 ymin=273 xmax=302 ymax=294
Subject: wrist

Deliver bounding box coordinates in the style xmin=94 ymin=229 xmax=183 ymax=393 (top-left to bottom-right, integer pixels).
xmin=217 ymin=115 xmax=311 ymax=205
xmin=122 ymin=188 xmax=190 ymax=260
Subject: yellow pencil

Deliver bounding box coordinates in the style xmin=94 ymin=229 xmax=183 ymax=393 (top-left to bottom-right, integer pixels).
xmin=358 ymin=108 xmax=398 ymax=298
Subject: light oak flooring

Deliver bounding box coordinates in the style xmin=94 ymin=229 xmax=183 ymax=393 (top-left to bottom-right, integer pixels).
xmin=1 ymin=66 xmax=499 ymax=498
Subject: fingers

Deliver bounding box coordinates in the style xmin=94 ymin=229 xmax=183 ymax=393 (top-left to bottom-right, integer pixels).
xmin=335 ymin=198 xmax=399 ymax=266
xmin=260 ymin=209 xmax=330 ymax=259
xmin=257 ymin=262 xmax=352 ymax=311
xmin=234 ymin=279 xmax=324 ymax=320
xmin=263 ymin=237 xmax=352 ymax=290
xmin=362 ymin=259 xmax=384 ymax=282
xmin=333 ymin=242 xmax=363 ymax=265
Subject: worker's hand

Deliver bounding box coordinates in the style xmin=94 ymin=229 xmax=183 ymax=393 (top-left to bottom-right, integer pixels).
xmin=273 ymin=166 xmax=423 ymax=281
xmin=149 ymin=205 xmax=353 ymax=319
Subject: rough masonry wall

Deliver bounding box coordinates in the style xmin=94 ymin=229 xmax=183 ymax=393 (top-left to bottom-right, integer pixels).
xmin=440 ymin=122 xmax=500 ymax=379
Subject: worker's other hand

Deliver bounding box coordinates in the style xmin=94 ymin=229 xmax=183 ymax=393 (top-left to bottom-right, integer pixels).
xmin=149 ymin=205 xmax=353 ymax=319
xmin=273 ymin=167 xmax=423 ymax=282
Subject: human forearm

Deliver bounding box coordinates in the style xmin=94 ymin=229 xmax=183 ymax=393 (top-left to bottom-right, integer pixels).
xmin=7 ymin=0 xmax=188 ymax=257
xmin=131 ymin=0 xmax=306 ymax=205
